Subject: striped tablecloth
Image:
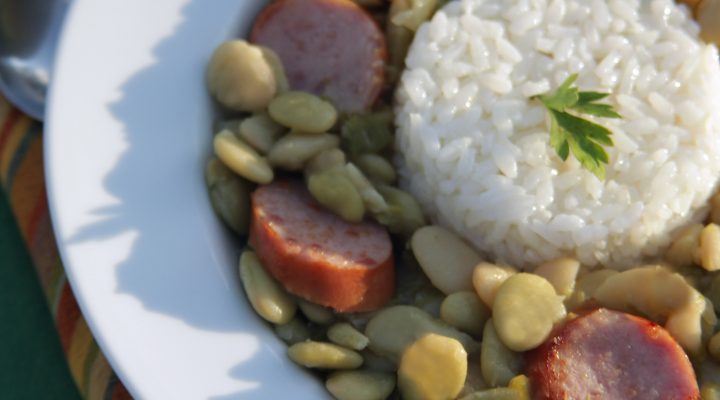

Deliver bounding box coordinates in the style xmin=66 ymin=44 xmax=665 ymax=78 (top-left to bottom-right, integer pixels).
xmin=0 ymin=97 xmax=131 ymax=400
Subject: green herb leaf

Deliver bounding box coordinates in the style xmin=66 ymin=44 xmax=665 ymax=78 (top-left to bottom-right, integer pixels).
xmin=571 ymin=103 xmax=622 ymax=119
xmin=534 ymin=76 xmax=622 ymax=180
xmin=538 ymin=74 xmax=579 ymax=111
xmin=577 ymin=91 xmax=610 ymax=103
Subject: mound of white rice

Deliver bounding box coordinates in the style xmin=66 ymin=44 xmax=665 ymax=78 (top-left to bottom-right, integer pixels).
xmin=395 ymin=0 xmax=720 ymax=269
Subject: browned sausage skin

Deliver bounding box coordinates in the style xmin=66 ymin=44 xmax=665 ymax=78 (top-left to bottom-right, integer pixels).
xmin=249 ymin=180 xmax=395 ymax=312
xmin=251 ymin=0 xmax=387 ymax=112
xmin=526 ymin=308 xmax=699 ymax=400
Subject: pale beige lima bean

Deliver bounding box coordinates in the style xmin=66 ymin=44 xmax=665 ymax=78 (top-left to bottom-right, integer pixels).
xmin=440 ymin=291 xmax=490 ymax=337
xmin=564 ymin=269 xmax=617 ymax=311
xmin=364 ymin=305 xmax=479 ymax=362
xmin=666 ymin=223 xmax=703 ymax=267
xmin=213 ymin=130 xmax=273 ymax=184
xmin=354 ymin=153 xmax=397 ymax=184
xmin=259 ymin=46 xmax=289 ymax=93
xmin=326 ymin=370 xmax=396 ymax=400
xmin=238 ymin=113 xmax=285 ymax=154
xmin=412 ymin=226 xmax=483 ymax=294
xmin=268 ymin=133 xmax=340 ymax=171
xmin=239 ymin=250 xmax=296 ymax=324
xmin=532 ymin=257 xmax=580 ymax=297
xmin=472 ymin=262 xmax=516 ymax=308
xmin=344 ymin=163 xmax=388 ymax=213
xmin=695 ymin=223 xmax=720 ymax=271
xmin=298 ymin=299 xmax=335 ymax=325
xmin=398 ymin=334 xmax=467 ymax=400
xmin=374 ymin=185 xmax=427 ymax=236
xmin=709 ymin=331 xmax=720 ymax=361
xmin=305 ymin=148 xmax=347 ymax=176
xmin=307 ymin=170 xmax=365 ymax=223
xmin=480 ymin=319 xmax=522 ymax=388
xmin=268 ymin=91 xmax=338 ymax=134
xmin=328 ymin=323 xmax=370 ymax=351
xmin=287 ymin=341 xmax=363 ymax=369
xmin=207 ymin=40 xmax=277 ymax=112
xmin=492 ymin=273 xmax=566 ymax=352
xmin=592 ymin=265 xmax=713 ymax=355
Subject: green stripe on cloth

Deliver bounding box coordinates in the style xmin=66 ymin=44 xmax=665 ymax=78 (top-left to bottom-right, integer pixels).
xmin=0 ymin=96 xmax=132 ymax=400
xmin=0 ymin=190 xmax=82 ymax=400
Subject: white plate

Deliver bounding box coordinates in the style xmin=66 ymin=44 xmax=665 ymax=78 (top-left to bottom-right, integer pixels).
xmin=45 ymin=0 xmax=329 ymax=398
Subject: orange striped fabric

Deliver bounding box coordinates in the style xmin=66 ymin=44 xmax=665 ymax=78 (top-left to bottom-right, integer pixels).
xmin=0 ymin=97 xmax=131 ymax=400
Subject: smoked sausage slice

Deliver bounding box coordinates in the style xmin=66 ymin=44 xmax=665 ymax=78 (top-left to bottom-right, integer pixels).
xmin=250 ymin=0 xmax=387 ymax=112
xmin=527 ymin=308 xmax=699 ymax=400
xmin=249 ymin=180 xmax=394 ymax=312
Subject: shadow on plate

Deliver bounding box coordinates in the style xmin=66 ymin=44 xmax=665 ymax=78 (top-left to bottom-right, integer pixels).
xmin=64 ymin=0 xmax=324 ymax=398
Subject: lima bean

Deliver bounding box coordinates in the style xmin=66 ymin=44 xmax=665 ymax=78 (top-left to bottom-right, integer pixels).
xmin=386 ymin=0 xmax=414 ymax=83
xmin=360 ymin=350 xmax=396 ymax=373
xmin=459 ymin=388 xmax=521 ymax=400
xmin=702 ymin=383 xmax=720 ymax=400
xmin=268 ymin=91 xmax=338 ymax=134
xmin=259 ymin=46 xmax=289 ymax=93
xmin=288 ymin=341 xmax=363 ymax=369
xmin=354 ymin=154 xmax=396 ymax=184
xmin=207 ymin=40 xmax=277 ymax=112
xmin=305 ymin=148 xmax=347 ymax=177
xmin=708 ymin=330 xmax=720 ymax=361
xmin=398 ymin=334 xmax=467 ymax=400
xmin=213 ymin=118 xmax=242 ymax=134
xmin=593 ymin=265 xmax=712 ymax=355
xmin=340 ymin=112 xmax=393 ymax=157
xmin=706 ymin=274 xmax=720 ymax=314
xmin=328 ymin=323 xmax=370 ymax=350
xmin=364 ymin=305 xmax=479 ymax=362
xmin=440 ymin=291 xmax=489 ymax=337
xmin=298 ymin=300 xmax=334 ymax=325
xmin=308 ymin=170 xmax=365 ymax=223
xmin=239 ymin=251 xmax=296 ymax=324
xmin=711 ymin=192 xmax=720 ymax=225
xmin=268 ymin=133 xmax=339 ymax=171
xmin=493 ymin=273 xmax=566 ymax=352
xmin=274 ymin=317 xmax=311 ymax=345
xmin=326 ymin=370 xmax=396 ymax=400
xmin=564 ymin=269 xmax=617 ymax=311
xmin=238 ymin=113 xmax=285 ymax=154
xmin=696 ymin=224 xmax=720 ymax=271
xmin=532 ymin=257 xmax=580 ymax=297
xmin=345 ymin=163 xmax=388 ymax=213
xmin=390 ymin=0 xmax=438 ymax=32
xmin=480 ymin=319 xmax=522 ymax=388
xmin=205 ymin=158 xmax=251 ymax=235
xmin=666 ymin=223 xmax=703 ymax=267
xmin=472 ymin=263 xmax=517 ymax=308
xmin=698 ymin=0 xmax=720 ymax=46
xmin=374 ymin=185 xmax=426 ymax=236
xmin=214 ymin=130 xmax=273 ymax=184
xmin=459 ymin=354 xmax=488 ymax=397
xmin=411 ymin=226 xmax=483 ymax=294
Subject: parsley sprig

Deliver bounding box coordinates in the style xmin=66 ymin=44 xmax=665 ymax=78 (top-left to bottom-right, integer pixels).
xmin=534 ymin=74 xmax=621 ymax=180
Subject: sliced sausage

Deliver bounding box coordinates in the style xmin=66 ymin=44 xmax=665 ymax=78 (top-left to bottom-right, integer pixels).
xmin=526 ymin=308 xmax=699 ymax=400
xmin=249 ymin=180 xmax=394 ymax=312
xmin=250 ymin=0 xmax=387 ymax=112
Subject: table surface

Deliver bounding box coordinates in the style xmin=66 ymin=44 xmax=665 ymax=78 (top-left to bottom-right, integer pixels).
xmin=0 ymin=191 xmax=81 ymax=399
